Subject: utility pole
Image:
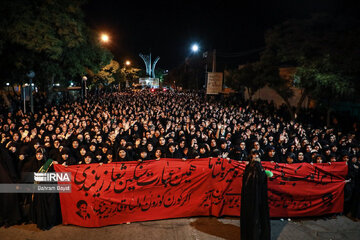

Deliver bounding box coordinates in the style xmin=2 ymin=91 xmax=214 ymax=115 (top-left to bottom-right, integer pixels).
xmin=212 ymin=49 xmax=216 ymax=72
xmin=27 ymin=71 xmax=35 ymax=113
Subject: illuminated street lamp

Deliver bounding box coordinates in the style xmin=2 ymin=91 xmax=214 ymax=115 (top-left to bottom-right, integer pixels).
xmin=82 ymin=76 xmax=87 ymax=99
xmin=124 ymin=60 xmax=131 ymax=88
xmin=100 ymin=33 xmax=109 ymax=43
xmin=191 ymin=43 xmax=199 ymax=53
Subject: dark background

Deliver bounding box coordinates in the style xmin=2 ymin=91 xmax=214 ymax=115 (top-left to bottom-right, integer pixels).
xmin=83 ymin=0 xmax=358 ymax=69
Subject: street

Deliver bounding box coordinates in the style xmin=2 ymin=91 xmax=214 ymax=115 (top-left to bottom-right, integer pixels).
xmin=1 ymin=216 xmax=359 ymax=240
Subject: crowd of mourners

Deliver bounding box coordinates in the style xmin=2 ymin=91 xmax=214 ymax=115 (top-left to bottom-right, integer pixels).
xmin=0 ymin=90 xmax=359 ymax=228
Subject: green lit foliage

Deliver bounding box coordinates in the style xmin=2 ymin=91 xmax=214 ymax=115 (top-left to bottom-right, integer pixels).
xmin=90 ymin=60 xmax=120 ymax=85
xmin=0 ymin=0 xmax=112 ymax=90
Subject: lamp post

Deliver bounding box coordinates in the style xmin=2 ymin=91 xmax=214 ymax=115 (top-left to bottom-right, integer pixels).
xmin=125 ymin=60 xmax=131 ymax=88
xmin=82 ymin=76 xmax=87 ymax=99
xmin=191 ymin=44 xmax=200 ymax=90
xmin=27 ymin=71 xmax=35 ymax=113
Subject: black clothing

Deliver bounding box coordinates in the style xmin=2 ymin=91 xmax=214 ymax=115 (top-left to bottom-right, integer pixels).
xmin=0 ymin=145 xmax=22 ymax=226
xmin=165 ymin=150 xmax=182 ymax=158
xmin=31 ymin=165 xmax=62 ymax=230
xmin=241 ymin=160 xmax=271 ymax=240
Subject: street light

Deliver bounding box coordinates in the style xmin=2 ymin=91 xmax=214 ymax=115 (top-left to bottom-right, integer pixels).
xmin=82 ymin=76 xmax=87 ymax=99
xmin=100 ymin=33 xmax=109 ymax=43
xmin=191 ymin=43 xmax=199 ymax=53
xmin=124 ymin=61 xmax=131 ymax=88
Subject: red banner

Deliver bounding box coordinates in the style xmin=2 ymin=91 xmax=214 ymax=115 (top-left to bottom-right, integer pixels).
xmin=54 ymin=159 xmax=347 ymax=227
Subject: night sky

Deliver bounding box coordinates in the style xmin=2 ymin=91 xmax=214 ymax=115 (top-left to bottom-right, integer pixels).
xmin=83 ymin=0 xmax=357 ymax=70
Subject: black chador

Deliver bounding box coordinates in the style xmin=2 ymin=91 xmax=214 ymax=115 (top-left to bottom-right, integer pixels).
xmin=241 ymin=160 xmax=271 ymax=240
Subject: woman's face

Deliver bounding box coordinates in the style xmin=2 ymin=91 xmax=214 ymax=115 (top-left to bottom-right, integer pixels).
xmin=34 ymin=143 xmax=40 ymax=150
xmin=169 ymin=145 xmax=175 ymax=153
xmin=119 ymin=150 xmax=126 ymax=159
xmin=147 ymin=144 xmax=153 ymax=152
xmin=36 ymin=152 xmax=44 ymax=161
xmin=13 ymin=133 xmax=19 ymax=141
xmin=298 ymin=152 xmax=304 ymax=161
xmin=72 ymin=141 xmax=79 ymax=149
xmin=85 ymin=156 xmax=92 ymax=164
xmin=155 ymin=149 xmax=162 ymax=158
xmin=80 ymin=148 xmax=86 ymax=156
xmin=268 ymin=149 xmax=275 ymax=157
xmin=159 ymin=137 xmax=166 ymax=146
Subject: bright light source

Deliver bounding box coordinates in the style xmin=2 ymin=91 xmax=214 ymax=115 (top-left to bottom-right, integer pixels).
xmin=125 ymin=60 xmax=131 ymax=66
xmin=191 ymin=44 xmax=199 ymax=52
xmin=151 ymin=88 xmax=155 ymax=92
xmin=6 ymin=83 xmax=10 ymax=86
xmin=163 ymin=88 xmax=166 ymax=92
xmin=70 ymin=82 xmax=74 ymax=86
xmin=101 ymin=34 xmax=109 ymax=43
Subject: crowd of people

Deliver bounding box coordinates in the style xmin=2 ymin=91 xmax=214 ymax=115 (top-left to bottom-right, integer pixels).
xmin=0 ymin=90 xmax=360 ymax=228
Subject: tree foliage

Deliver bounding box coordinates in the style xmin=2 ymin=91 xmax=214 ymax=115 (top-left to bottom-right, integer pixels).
xmin=261 ymin=14 xmax=360 ymax=102
xmin=225 ymin=63 xmax=266 ymax=99
xmin=0 ymin=0 xmax=112 ymax=91
xmin=90 ymin=60 xmax=120 ymax=85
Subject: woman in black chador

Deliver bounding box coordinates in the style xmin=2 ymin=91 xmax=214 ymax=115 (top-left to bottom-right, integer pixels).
xmin=241 ymin=149 xmax=271 ymax=240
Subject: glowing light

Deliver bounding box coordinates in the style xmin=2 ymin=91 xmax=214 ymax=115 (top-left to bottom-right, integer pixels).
xmin=191 ymin=44 xmax=199 ymax=52
xmin=125 ymin=60 xmax=131 ymax=66
xmin=101 ymin=34 xmax=109 ymax=42
xmin=6 ymin=83 xmax=10 ymax=86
